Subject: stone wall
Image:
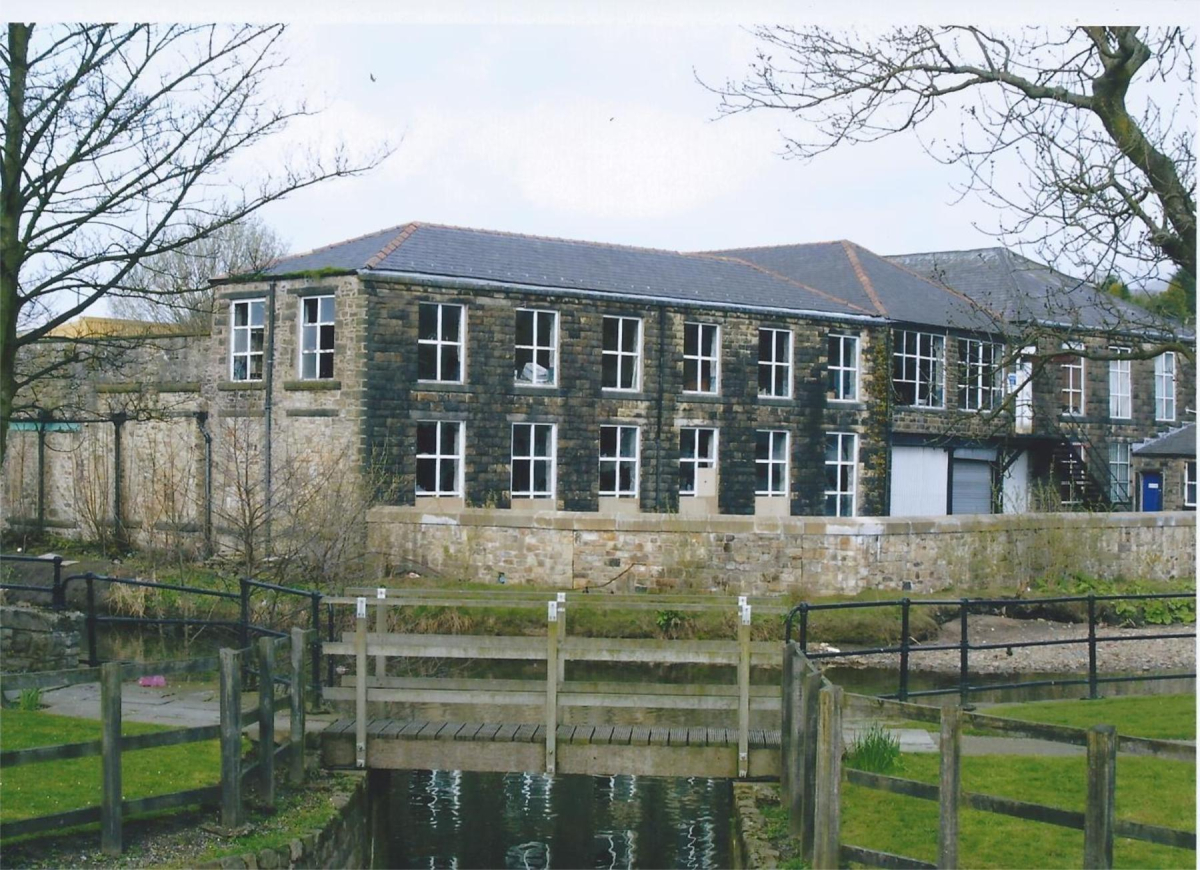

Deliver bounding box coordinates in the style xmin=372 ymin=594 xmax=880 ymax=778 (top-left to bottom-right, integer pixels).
xmin=0 ymin=606 xmax=83 ymax=673
xmin=368 ymin=506 xmax=1196 ymax=595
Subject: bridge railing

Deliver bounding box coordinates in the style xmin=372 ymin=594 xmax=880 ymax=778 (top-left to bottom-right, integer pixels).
xmin=322 ymin=590 xmax=781 ymax=776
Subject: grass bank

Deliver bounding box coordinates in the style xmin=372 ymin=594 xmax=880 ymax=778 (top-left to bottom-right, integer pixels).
xmin=985 ymin=693 xmax=1196 ymax=740
xmin=760 ymin=750 xmax=1196 ymax=869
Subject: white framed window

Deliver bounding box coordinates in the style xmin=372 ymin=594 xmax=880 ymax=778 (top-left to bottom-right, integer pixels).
xmin=758 ymin=328 xmax=792 ymax=398
xmin=418 ymin=302 xmax=465 ymax=383
xmin=683 ymin=322 xmax=720 ymax=394
xmin=957 ymin=339 xmax=1003 ymax=411
xmin=511 ymin=423 xmax=555 ymax=499
xmin=679 ymin=427 xmax=718 ymax=496
xmin=599 ymin=425 xmax=639 ymax=497
xmin=1058 ymin=441 xmax=1088 ymax=506
xmin=827 ymin=333 xmax=859 ymax=402
xmin=1060 ymin=344 xmax=1085 ymax=416
xmin=1186 ymin=461 xmax=1197 ymax=508
xmin=230 ymin=298 xmax=265 ymax=381
xmin=416 ymin=421 xmax=463 ymax=497
xmin=1108 ymin=441 xmax=1131 ymax=506
xmin=755 ymin=429 xmax=789 ymax=496
xmin=1155 ymin=352 xmax=1177 ymax=422
xmin=515 ymin=309 xmax=557 ymax=385
xmin=1108 ymin=347 xmax=1131 ymax=420
xmin=824 ymin=432 xmax=857 ymax=517
xmin=602 ymin=316 xmax=641 ymax=391
xmin=892 ymin=330 xmax=945 ymax=407
xmin=299 ymin=296 xmax=335 ymax=380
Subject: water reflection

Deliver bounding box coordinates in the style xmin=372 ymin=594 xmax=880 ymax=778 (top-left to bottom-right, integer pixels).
xmin=387 ymin=770 xmax=730 ymax=869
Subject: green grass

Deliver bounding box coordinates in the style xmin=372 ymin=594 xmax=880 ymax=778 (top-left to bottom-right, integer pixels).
xmin=839 ymin=753 xmax=1195 ymax=869
xmin=985 ymin=693 xmax=1196 ymax=740
xmin=0 ymin=709 xmax=223 ymax=828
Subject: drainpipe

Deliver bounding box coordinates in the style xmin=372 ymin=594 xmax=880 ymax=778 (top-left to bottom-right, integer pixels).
xmin=654 ymin=305 xmax=667 ymax=513
xmin=36 ymin=410 xmax=48 ymax=535
xmin=263 ymin=282 xmax=277 ymax=552
xmin=195 ymin=411 xmax=214 ymax=558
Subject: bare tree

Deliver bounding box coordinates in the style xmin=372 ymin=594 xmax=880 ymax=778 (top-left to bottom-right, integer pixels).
xmin=1 ymin=24 xmax=392 ymax=461
xmin=709 ymin=26 xmax=1195 ymax=286
xmin=109 ymin=215 xmax=288 ymax=331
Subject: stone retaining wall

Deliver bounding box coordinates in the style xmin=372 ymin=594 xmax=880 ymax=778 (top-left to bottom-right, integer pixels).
xmin=0 ymin=606 xmax=83 ymax=673
xmin=368 ymin=507 xmax=1196 ymax=595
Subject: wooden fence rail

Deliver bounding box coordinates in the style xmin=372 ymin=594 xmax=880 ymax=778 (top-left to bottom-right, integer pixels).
xmin=0 ymin=628 xmax=313 ymax=854
xmin=780 ymin=642 xmax=1197 ymax=870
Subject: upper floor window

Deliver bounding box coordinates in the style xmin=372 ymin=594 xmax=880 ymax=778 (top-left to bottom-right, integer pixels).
xmin=230 ymin=298 xmax=265 ymax=382
xmin=755 ymin=429 xmax=789 ymax=496
xmin=511 ymin=423 xmax=555 ymax=499
xmin=824 ymin=432 xmax=857 ymax=517
xmin=418 ymin=303 xmax=464 ymax=383
xmin=416 ymin=421 xmax=463 ymax=497
xmin=1108 ymin=347 xmax=1131 ymax=419
xmin=1060 ymin=344 xmax=1085 ymax=416
xmin=957 ymin=339 xmax=1003 ymax=411
xmin=602 ymin=317 xmax=641 ymax=391
xmin=892 ymin=330 xmax=944 ymax=407
xmin=1186 ymin=461 xmax=1197 ymax=509
xmin=827 ymin=334 xmax=859 ymax=402
xmin=758 ymin=328 xmax=792 ymax=398
xmin=1155 ymin=352 xmax=1176 ymax=422
xmin=515 ymin=309 xmax=557 ymax=386
xmin=599 ymin=425 xmax=639 ymax=497
xmin=299 ymin=296 xmax=335 ymax=380
xmin=679 ymin=427 xmax=717 ymax=497
xmin=1108 ymin=441 xmax=1131 ymax=506
xmin=683 ymin=322 xmax=720 ymax=394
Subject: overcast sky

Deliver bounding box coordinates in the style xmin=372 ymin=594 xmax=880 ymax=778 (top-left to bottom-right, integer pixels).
xmin=19 ymin=1 xmax=1197 ymax=276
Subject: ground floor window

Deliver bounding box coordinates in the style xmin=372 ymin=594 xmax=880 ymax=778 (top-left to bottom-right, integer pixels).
xmin=1057 ymin=442 xmax=1088 ymax=507
xmin=755 ymin=430 xmax=789 ymax=496
xmin=416 ymin=421 xmax=463 ymax=497
xmin=599 ymin=425 xmax=639 ymax=497
xmin=824 ymin=432 xmax=857 ymax=516
xmin=512 ymin=423 xmax=555 ymax=499
xmin=1108 ymin=442 xmax=1131 ymax=507
xmin=1186 ymin=462 xmax=1197 ymax=508
xmin=679 ymin=427 xmax=717 ymax=496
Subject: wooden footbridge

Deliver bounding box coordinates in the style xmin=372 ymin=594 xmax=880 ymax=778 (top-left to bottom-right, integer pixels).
xmin=319 ymin=589 xmax=786 ymax=778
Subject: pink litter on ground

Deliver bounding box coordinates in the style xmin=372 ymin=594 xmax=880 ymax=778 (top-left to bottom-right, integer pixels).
xmin=138 ymin=675 xmax=166 ymax=687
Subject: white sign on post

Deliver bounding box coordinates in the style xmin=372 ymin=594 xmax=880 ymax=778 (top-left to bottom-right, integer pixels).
xmin=557 ymin=592 xmax=566 ymax=608
xmin=376 ymin=587 xmax=387 ymax=599
xmin=741 ymin=603 xmax=752 ymax=625
xmin=356 ymin=597 xmax=367 ymax=619
xmin=547 ymin=600 xmax=558 ymax=622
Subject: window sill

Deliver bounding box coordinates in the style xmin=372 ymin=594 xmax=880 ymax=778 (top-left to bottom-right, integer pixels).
xmin=217 ymin=381 xmax=265 ymax=391
xmin=827 ymin=399 xmax=866 ymax=409
xmin=414 ymin=381 xmax=471 ymax=394
xmin=283 ymin=379 xmax=341 ymax=391
xmin=680 ymin=392 xmax=722 ymax=404
xmin=898 ymin=404 xmax=947 ymax=412
xmin=757 ymin=395 xmax=795 ymax=404
xmin=513 ymin=382 xmax=561 ymax=395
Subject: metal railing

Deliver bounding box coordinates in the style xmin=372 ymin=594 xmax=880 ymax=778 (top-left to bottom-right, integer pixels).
xmin=784 ymin=591 xmax=1196 ymax=703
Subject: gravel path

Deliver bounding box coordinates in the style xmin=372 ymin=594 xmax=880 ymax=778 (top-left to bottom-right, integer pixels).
xmin=821 ymin=615 xmax=1196 ymax=675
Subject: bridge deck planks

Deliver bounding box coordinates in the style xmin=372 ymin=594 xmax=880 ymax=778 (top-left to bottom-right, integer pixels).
xmin=324 ymin=719 xmax=782 ymax=750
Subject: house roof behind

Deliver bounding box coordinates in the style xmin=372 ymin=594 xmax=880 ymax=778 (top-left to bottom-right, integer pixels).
xmin=886 ymin=247 xmax=1162 ymax=334
xmin=1133 ymin=423 xmax=1197 ymax=458
xmin=261 ymin=222 xmax=874 ymax=319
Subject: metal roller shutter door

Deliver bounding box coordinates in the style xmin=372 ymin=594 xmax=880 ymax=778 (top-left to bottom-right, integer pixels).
xmin=952 ymin=459 xmax=993 ymax=514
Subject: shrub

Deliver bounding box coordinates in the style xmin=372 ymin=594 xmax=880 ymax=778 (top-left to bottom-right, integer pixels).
xmin=844 ymin=721 xmax=900 ymax=774
xmin=18 ymin=688 xmax=42 ymax=711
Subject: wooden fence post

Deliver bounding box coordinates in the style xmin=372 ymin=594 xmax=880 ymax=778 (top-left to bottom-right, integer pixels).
xmin=375 ymin=587 xmax=388 ymax=678
xmin=355 ymin=598 xmax=368 ymax=769
xmin=797 ymin=670 xmax=823 ymax=858
xmin=100 ymin=662 xmax=122 ymax=856
xmin=1085 ymin=724 xmax=1117 ymax=869
xmin=219 ymin=647 xmax=244 ymax=829
xmin=258 ymin=636 xmax=276 ymax=808
xmin=290 ymin=627 xmax=306 ymax=785
xmin=939 ymin=706 xmax=962 ymax=869
xmin=545 ymin=600 xmax=559 ymax=774
xmin=812 ymin=683 xmax=843 ymax=870
xmin=737 ymin=598 xmax=751 ymax=778
xmin=556 ymin=592 xmax=567 ymax=684
xmin=781 ymin=642 xmax=795 ymax=798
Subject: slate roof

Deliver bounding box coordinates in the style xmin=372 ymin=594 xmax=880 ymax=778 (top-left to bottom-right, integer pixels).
xmin=886 ymin=247 xmax=1164 ymax=334
xmin=706 ymin=240 xmax=999 ymax=331
xmin=261 ymin=222 xmax=875 ymax=318
xmin=1133 ymin=424 xmax=1196 ymax=458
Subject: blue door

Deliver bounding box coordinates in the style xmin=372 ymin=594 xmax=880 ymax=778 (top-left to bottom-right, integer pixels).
xmin=1141 ymin=472 xmax=1163 ymax=511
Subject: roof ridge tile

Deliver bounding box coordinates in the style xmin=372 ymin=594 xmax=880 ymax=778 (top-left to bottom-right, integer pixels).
xmin=839 ymin=241 xmax=888 ymax=317
xmin=365 ymin=222 xmax=421 ymax=269
xmin=694 ymin=252 xmax=877 ymax=317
